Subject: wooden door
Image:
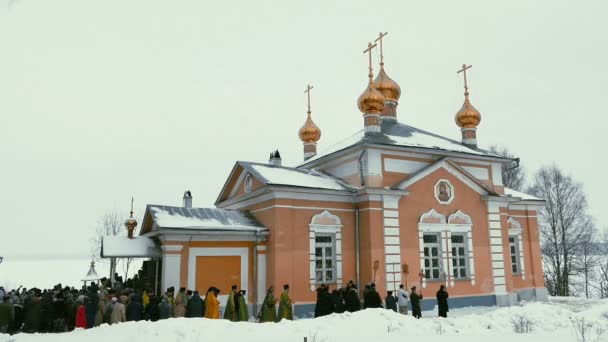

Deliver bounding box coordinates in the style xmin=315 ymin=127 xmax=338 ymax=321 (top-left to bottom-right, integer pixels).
xmin=195 ymin=256 xmax=241 ymax=295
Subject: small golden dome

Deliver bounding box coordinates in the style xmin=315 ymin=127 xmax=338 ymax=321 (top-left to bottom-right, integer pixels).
xmin=358 ymin=83 xmax=385 ymax=114
xmin=125 ymin=217 xmax=138 ymax=230
xmin=374 ymin=67 xmax=401 ymax=102
xmin=298 ymin=113 xmax=321 ymax=143
xmin=455 ymin=92 xmax=481 ymax=128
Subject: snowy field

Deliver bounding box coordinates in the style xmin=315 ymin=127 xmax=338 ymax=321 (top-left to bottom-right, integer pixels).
xmin=2 ymin=297 xmax=608 ymax=342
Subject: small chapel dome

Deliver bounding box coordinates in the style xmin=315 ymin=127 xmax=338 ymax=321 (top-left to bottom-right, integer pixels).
xmin=455 ymin=92 xmax=481 ymax=128
xmin=373 ymin=68 xmax=401 ymax=102
xmin=298 ymin=113 xmax=321 ymax=143
xmin=125 ymin=217 xmax=138 ymax=229
xmin=357 ymin=83 xmax=385 ymax=114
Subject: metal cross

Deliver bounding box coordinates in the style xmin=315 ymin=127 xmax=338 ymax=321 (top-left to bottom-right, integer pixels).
xmin=304 ymin=84 xmax=313 ymax=114
xmin=363 ymin=42 xmax=378 ymax=80
xmin=130 ymin=197 xmax=134 ymax=218
xmin=457 ymin=64 xmax=473 ymax=91
xmin=374 ymin=32 xmax=388 ymax=66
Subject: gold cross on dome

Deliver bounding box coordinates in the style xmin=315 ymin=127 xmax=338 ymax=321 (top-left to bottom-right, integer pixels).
xmin=374 ymin=32 xmax=388 ymax=66
xmin=363 ymin=42 xmax=378 ymax=81
xmin=304 ymin=84 xmax=313 ymax=114
xmin=457 ymin=64 xmax=473 ymax=91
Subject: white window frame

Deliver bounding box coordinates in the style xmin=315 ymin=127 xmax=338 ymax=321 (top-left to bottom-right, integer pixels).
xmin=508 ymin=217 xmax=526 ymax=279
xmin=423 ymin=233 xmax=443 ymax=280
xmin=418 ymin=209 xmax=475 ymax=288
xmin=451 ymin=233 xmax=469 ymax=279
xmin=309 ymin=210 xmax=342 ymax=290
xmin=314 ymin=234 xmax=336 ymax=283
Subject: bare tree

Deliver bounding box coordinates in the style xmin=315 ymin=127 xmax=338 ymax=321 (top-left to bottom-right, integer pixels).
xmin=528 ymin=165 xmax=594 ymax=296
xmin=489 ymin=145 xmax=525 ymax=190
xmin=92 ymin=208 xmax=126 ymax=287
xmin=577 ymin=226 xmax=598 ymax=298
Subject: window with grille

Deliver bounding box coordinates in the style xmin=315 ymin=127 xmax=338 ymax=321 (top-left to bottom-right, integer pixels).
xmin=423 ymin=234 xmax=442 ymax=279
xmin=314 ymin=234 xmax=335 ymax=282
xmin=451 ymin=234 xmax=468 ymax=279
xmin=509 ymin=236 xmax=520 ymax=275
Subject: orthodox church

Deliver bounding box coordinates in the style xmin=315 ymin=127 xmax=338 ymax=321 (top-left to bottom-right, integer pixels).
xmin=103 ymin=33 xmax=547 ymax=316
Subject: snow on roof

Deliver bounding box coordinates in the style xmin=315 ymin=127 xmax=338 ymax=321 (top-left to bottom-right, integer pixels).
xmin=81 ymin=262 xmax=101 ymax=282
xmin=101 ymin=236 xmax=161 ymax=258
xmin=249 ymin=163 xmax=347 ymax=191
xmin=302 ymin=121 xmax=502 ymax=165
xmin=504 ymin=187 xmax=542 ymax=201
xmin=149 ymin=205 xmax=267 ymax=232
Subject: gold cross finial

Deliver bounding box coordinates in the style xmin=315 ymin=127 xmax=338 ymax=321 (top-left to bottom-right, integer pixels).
xmin=363 ymin=42 xmax=378 ymax=83
xmin=304 ymin=84 xmax=313 ymax=115
xmin=457 ymin=64 xmax=473 ymax=95
xmin=374 ymin=32 xmax=388 ymax=67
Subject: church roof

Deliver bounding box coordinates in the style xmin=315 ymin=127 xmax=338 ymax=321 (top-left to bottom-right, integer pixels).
xmin=504 ymin=187 xmax=542 ymax=201
xmin=239 ymin=162 xmax=353 ymax=192
xmin=146 ymin=205 xmax=267 ymax=232
xmin=302 ymin=120 xmax=505 ymax=165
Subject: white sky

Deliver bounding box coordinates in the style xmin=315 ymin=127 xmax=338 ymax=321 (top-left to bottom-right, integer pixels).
xmin=0 ymin=0 xmax=606 ymax=269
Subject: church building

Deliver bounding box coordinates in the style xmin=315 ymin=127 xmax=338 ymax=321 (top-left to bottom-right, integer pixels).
xmin=103 ymin=33 xmax=547 ymax=316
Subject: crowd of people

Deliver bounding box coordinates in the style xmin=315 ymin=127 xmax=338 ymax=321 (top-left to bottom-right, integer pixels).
xmin=309 ymin=281 xmax=449 ymax=319
xmin=0 ymin=280 xmax=449 ymax=335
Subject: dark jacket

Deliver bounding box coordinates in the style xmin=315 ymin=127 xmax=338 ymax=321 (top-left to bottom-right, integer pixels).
xmin=410 ymin=292 xmax=423 ymax=318
xmin=436 ymin=289 xmax=449 ymax=317
xmin=158 ymin=299 xmax=171 ymax=320
xmin=0 ymin=302 xmax=14 ymax=327
xmin=385 ymin=294 xmax=397 ymax=312
xmin=23 ymin=297 xmax=42 ymax=333
xmin=363 ymin=289 xmax=383 ymax=309
xmin=314 ymin=288 xmax=334 ymax=318
xmin=126 ymin=298 xmax=144 ymax=321
xmin=344 ymin=288 xmax=361 ymax=312
xmin=85 ymin=287 xmax=99 ymax=328
xmin=186 ymin=293 xmax=204 ymax=318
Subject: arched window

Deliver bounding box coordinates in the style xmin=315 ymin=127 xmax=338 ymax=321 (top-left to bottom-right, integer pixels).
xmin=308 ymin=210 xmax=342 ymax=289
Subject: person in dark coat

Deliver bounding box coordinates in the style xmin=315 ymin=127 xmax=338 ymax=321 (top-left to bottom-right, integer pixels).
xmin=40 ymin=290 xmax=54 ymax=332
xmin=410 ymin=286 xmax=423 ymax=319
xmin=363 ymin=284 xmax=383 ymax=309
xmin=314 ymin=285 xmax=334 ymax=318
xmin=436 ymin=285 xmax=449 ymax=318
xmin=344 ymin=285 xmax=361 ymax=312
xmin=147 ymin=294 xmax=160 ymax=322
xmin=126 ymin=295 xmax=144 ymax=322
xmin=332 ymin=289 xmax=346 ymax=314
xmin=0 ymin=295 xmax=14 ymax=334
xmin=385 ymin=291 xmax=397 ymax=312
xmin=22 ymin=291 xmax=42 ymax=333
xmin=52 ymin=292 xmax=67 ymax=332
xmin=186 ymin=291 xmax=204 ymax=317
xmin=85 ymin=284 xmax=99 ymax=329
xmin=158 ymin=296 xmax=172 ymax=320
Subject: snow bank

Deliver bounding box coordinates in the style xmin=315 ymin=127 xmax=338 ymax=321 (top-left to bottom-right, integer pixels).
xmin=3 ymin=297 xmax=608 ymax=342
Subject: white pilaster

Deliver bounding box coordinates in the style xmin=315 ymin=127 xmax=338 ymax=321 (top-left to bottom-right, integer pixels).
xmin=487 ymin=201 xmax=507 ymax=295
xmin=383 ymin=195 xmax=402 ymax=292
xmin=161 ymin=245 xmax=183 ymax=294
xmin=256 ymin=245 xmax=267 ymax=304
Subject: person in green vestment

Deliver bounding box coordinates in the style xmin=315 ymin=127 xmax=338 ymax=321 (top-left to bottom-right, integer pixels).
xmin=223 ymin=285 xmax=238 ymax=321
xmin=259 ymin=286 xmax=276 ymax=323
xmin=235 ymin=290 xmax=249 ymax=321
xmin=276 ymin=284 xmax=293 ymax=321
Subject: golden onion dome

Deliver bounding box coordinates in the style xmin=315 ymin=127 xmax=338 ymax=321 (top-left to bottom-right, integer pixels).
xmin=357 ymin=82 xmax=385 ymax=114
xmin=455 ymin=92 xmax=481 ymax=128
xmin=125 ymin=217 xmax=138 ymax=230
xmin=298 ymin=113 xmax=321 ymax=143
xmin=373 ymin=67 xmax=401 ymax=102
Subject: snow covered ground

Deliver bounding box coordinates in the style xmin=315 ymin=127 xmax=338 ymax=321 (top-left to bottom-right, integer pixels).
xmin=2 ymin=297 xmax=608 ymax=342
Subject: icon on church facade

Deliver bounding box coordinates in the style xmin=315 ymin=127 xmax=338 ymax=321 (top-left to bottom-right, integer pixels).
xmin=435 ymin=179 xmax=454 ymax=204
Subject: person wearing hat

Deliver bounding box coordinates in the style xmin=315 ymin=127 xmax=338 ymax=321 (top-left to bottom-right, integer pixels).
xmin=259 ymin=286 xmax=276 ymax=323
xmin=436 ymin=284 xmax=449 ymax=318
xmin=277 ymin=284 xmax=293 ymax=321
xmin=223 ymin=285 xmax=238 ymax=321
xmin=186 ymin=291 xmax=204 ymax=318
xmin=204 ymin=287 xmax=220 ymax=319
xmin=22 ymin=290 xmax=43 ymax=333
xmin=385 ymin=291 xmax=397 ymax=312
xmin=110 ymin=297 xmax=126 ymax=324
xmin=409 ymin=286 xmax=423 ymax=319
xmin=234 ymin=290 xmax=248 ymax=321
xmin=174 ymin=287 xmax=187 ymax=318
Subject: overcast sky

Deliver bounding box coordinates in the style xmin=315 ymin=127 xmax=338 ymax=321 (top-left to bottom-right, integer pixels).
xmin=1 ymin=0 xmax=606 ymax=266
